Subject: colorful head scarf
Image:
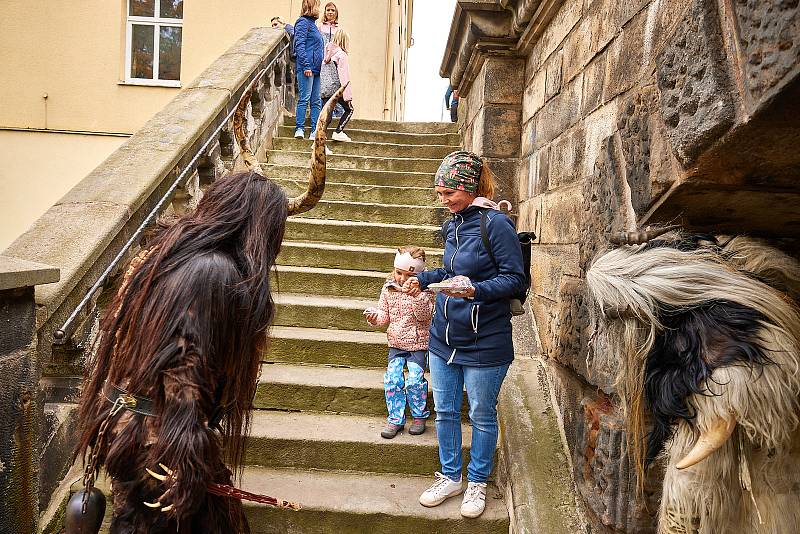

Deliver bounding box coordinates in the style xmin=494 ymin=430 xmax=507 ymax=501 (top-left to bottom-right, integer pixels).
xmin=434 ymin=150 xmax=482 ymax=193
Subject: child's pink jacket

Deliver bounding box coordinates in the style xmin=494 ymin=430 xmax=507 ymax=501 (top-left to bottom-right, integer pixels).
xmin=373 ymin=282 xmax=434 ymax=351
xmin=324 ymin=43 xmax=353 ymax=101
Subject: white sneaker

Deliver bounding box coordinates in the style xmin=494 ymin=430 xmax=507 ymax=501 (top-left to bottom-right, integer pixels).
xmin=294 ymin=128 xmax=304 ymax=139
xmin=325 ymin=146 xmax=333 ymax=156
xmin=419 ymin=472 xmax=464 ymax=507
xmin=460 ymin=481 xmax=487 ymax=518
xmin=308 ymin=130 xmax=316 ymax=141
xmin=331 ymin=131 xmax=352 ymax=142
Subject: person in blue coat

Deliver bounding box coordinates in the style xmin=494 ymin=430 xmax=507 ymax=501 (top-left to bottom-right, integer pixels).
xmin=293 ymin=0 xmax=325 ymax=139
xmin=403 ymin=150 xmax=526 ymax=519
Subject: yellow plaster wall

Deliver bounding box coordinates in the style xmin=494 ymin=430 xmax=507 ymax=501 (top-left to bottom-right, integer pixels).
xmin=0 ymin=130 xmax=126 ymax=251
xmin=0 ymin=0 xmax=404 ymax=134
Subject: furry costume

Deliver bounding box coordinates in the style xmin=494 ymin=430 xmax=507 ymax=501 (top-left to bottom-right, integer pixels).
xmin=73 ymin=89 xmax=343 ymax=533
xmin=586 ymin=234 xmax=800 ymax=534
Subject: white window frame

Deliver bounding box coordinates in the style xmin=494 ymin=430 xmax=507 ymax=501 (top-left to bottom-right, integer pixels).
xmin=124 ymin=1 xmax=183 ymax=87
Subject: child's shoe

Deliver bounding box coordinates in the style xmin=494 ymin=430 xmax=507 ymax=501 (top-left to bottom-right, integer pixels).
xmin=380 ymin=423 xmax=403 ymax=439
xmin=294 ymin=128 xmax=305 ymax=139
xmin=409 ymin=418 xmax=426 ymax=435
xmin=419 ymin=472 xmax=464 ymax=507
xmin=332 ymin=131 xmax=352 ymax=142
xmin=308 ymin=130 xmax=316 ymax=141
xmin=460 ymin=481 xmax=487 ymax=518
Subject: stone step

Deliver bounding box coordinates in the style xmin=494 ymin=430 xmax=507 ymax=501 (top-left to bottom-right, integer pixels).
xmin=274 ymin=178 xmax=436 ymax=206
xmin=285 ymin=218 xmax=442 ymax=249
xmin=242 ymin=467 xmax=509 ymax=534
xmin=274 ymin=293 xmax=383 ymax=331
xmin=274 ymin=137 xmax=455 ymax=159
xmin=277 ymin=125 xmax=460 ymax=145
xmin=291 ymin=200 xmax=447 ymax=226
xmin=285 ymin=114 xmax=459 ymax=134
xmin=262 ymin=164 xmax=433 ymax=188
xmin=278 ymin=242 xmax=443 ymax=272
xmin=266 ymin=326 xmax=386 ymax=367
xmin=254 ymin=363 xmax=470 ymax=419
xmin=272 ymin=265 xmax=386 ymax=299
xmin=68 ymin=468 xmax=508 ymax=534
xmin=267 ymin=150 xmax=441 ymax=173
xmin=244 ymin=411 xmax=471 ymax=476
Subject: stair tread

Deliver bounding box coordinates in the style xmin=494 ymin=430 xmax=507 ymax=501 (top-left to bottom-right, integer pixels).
xmin=280 ymin=241 xmax=443 ymax=255
xmin=249 ymin=410 xmax=469 ymax=446
xmin=260 ymin=362 xmax=384 ymax=388
xmin=287 ymin=217 xmax=440 ymax=231
xmin=274 ymin=292 xmax=376 ymax=310
xmin=262 ymin=163 xmax=432 ymax=176
xmin=268 ymin=150 xmax=442 ymax=163
xmin=270 ymin=325 xmax=386 ymax=344
xmin=274 ymin=264 xmax=387 ymax=278
xmin=279 ymin=126 xmax=458 ymax=137
xmin=240 ymin=466 xmax=507 ymax=522
xmin=291 ymin=199 xmax=443 ymax=210
xmin=274 ymin=178 xmax=432 ymax=192
xmin=278 ymin=138 xmax=458 ymax=150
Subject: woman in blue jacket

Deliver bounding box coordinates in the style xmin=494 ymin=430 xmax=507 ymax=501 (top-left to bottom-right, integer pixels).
xmin=293 ymin=0 xmax=325 ymax=139
xmin=404 ymin=151 xmax=526 ymax=518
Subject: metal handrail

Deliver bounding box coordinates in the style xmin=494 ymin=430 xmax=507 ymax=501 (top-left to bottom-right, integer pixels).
xmin=53 ymin=42 xmax=290 ymax=342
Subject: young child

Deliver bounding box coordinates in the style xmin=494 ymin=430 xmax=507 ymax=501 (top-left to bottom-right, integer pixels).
xmin=322 ymin=29 xmax=354 ymax=142
xmin=364 ymin=247 xmax=435 ymax=439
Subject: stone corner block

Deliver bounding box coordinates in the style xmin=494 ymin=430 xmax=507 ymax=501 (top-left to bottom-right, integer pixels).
xmin=0 ymin=256 xmax=59 ymax=291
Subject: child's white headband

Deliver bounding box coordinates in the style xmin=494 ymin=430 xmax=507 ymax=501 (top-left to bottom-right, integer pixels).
xmin=394 ymin=251 xmax=425 ymax=273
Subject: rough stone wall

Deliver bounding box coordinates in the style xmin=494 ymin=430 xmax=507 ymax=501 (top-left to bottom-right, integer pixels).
xmin=508 ymin=0 xmax=800 ymax=531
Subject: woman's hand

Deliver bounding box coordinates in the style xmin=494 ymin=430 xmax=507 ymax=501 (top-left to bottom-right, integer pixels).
xmin=304 ymin=69 xmax=313 ymax=77
xmin=402 ymin=277 xmax=421 ymax=297
xmin=440 ymin=286 xmax=475 ymax=298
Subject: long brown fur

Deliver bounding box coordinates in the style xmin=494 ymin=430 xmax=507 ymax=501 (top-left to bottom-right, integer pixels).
xmin=75 ymin=171 xmax=288 ymax=533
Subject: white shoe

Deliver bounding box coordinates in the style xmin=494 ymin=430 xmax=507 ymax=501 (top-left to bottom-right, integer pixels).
xmin=419 ymin=472 xmax=464 ymax=507
xmin=331 ymin=131 xmax=352 ymax=142
xmin=308 ymin=130 xmax=316 ymax=141
xmin=460 ymin=481 xmax=487 ymax=518
xmin=294 ymin=128 xmax=304 ymax=139
xmin=325 ymin=146 xmax=333 ymax=156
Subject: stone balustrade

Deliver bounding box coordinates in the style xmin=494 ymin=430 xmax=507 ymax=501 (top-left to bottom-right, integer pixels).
xmin=0 ymin=27 xmax=293 ymax=533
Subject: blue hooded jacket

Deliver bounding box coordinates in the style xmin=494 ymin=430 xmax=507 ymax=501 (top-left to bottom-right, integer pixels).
xmin=416 ymin=206 xmax=526 ymax=367
xmin=293 ymin=16 xmax=324 ymax=75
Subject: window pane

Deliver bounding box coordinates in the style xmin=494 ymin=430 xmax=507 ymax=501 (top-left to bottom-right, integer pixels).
xmin=160 ymin=0 xmax=183 ymax=19
xmin=129 ymin=0 xmax=155 ymax=17
xmin=158 ymin=26 xmax=182 ymax=80
xmin=131 ymin=24 xmax=154 ymax=79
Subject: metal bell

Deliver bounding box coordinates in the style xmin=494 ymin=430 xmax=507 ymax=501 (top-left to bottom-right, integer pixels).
xmin=64 ymin=487 xmax=106 ymax=534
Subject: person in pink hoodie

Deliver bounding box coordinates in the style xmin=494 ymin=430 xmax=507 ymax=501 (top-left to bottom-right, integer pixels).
xmin=322 ymin=29 xmax=355 ymax=142
xmin=364 ymin=246 xmax=435 ymax=438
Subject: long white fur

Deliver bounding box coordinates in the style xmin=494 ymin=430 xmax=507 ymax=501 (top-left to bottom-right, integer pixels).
xmin=586 ymin=244 xmax=800 ymax=534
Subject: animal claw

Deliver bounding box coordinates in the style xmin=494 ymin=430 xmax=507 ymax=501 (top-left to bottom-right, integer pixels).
xmin=161 ymin=504 xmax=174 ymax=512
xmin=146 ymin=467 xmax=168 ymax=481
xmin=158 ymin=463 xmax=174 ymax=476
xmin=143 ymin=501 xmax=161 ymax=508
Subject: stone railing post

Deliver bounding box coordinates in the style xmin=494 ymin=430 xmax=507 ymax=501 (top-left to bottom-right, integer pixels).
xmin=0 ymin=256 xmax=59 ymax=534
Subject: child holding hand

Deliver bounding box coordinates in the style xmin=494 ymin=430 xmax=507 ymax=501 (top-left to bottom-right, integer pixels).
xmin=364 ymin=246 xmax=435 ymax=439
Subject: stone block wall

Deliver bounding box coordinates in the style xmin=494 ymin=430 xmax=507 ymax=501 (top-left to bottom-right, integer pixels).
xmin=443 ymin=0 xmax=800 ymax=531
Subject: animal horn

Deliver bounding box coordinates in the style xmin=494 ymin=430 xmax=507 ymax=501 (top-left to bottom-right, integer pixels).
xmin=287 ymin=82 xmax=349 ymax=216
xmin=675 ymin=415 xmax=736 ymax=470
xmin=609 ymin=225 xmax=680 ymax=245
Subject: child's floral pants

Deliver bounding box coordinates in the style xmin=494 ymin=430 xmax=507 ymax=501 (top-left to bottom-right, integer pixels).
xmin=384 ymin=356 xmax=430 ymax=425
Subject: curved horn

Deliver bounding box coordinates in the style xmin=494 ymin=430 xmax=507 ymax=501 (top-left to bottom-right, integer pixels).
xmin=609 ymin=225 xmax=680 ymax=246
xmin=675 ymin=415 xmax=736 ymax=470
xmin=287 ymin=82 xmax=349 ymax=215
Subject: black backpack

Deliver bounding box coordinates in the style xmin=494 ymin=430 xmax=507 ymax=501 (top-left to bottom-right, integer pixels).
xmin=441 ymin=210 xmax=534 ymax=314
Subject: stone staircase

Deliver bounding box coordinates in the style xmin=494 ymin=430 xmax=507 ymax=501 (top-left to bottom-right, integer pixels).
xmin=237 ymin=116 xmax=510 ymax=532
xmin=58 ymin=117 xmax=512 ymax=533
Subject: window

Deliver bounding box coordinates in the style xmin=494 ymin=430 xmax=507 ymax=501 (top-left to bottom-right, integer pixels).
xmin=125 ymin=0 xmax=183 ymax=86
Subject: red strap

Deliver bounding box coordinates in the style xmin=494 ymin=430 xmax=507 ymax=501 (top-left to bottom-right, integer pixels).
xmin=206 ymin=483 xmax=301 ymax=510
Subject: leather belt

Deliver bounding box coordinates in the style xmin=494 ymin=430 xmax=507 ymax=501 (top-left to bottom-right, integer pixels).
xmin=103 ymin=383 xmax=159 ymax=417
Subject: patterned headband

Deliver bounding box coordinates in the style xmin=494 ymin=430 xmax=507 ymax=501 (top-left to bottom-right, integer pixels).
xmin=434 ymin=150 xmax=483 ymax=193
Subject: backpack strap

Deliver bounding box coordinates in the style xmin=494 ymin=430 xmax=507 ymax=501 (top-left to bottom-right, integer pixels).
xmin=479 ymin=210 xmax=498 ymax=270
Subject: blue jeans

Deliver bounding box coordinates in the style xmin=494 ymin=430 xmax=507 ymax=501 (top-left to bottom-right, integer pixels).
xmin=295 ymin=72 xmax=321 ymax=132
xmin=429 ymin=353 xmax=510 ymax=483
